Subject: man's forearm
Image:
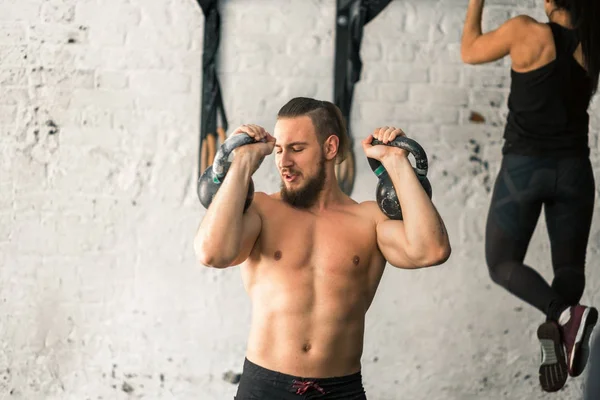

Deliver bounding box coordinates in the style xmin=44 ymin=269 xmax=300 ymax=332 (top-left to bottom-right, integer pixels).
xmin=380 ymin=155 xmax=448 ymax=252
xmin=195 ymin=155 xmax=255 ymax=263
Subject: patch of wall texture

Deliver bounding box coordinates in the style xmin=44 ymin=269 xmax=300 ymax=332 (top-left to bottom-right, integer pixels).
xmin=1 ymin=0 xmax=598 ymax=399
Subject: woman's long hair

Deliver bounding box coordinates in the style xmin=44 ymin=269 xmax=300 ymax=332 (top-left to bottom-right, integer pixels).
xmin=554 ymin=0 xmax=600 ymax=94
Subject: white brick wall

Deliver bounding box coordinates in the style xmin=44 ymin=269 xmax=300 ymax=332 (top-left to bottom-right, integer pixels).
xmin=1 ymin=1 xmax=599 ymax=399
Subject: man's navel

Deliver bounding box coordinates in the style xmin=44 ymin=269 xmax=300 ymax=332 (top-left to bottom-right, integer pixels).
xmin=302 ymin=342 xmax=312 ymax=353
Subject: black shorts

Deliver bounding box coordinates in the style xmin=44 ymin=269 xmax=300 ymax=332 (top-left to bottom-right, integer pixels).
xmin=234 ymin=358 xmax=367 ymax=399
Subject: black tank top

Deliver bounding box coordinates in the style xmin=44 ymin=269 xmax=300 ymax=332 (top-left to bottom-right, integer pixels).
xmin=502 ymin=22 xmax=592 ymax=157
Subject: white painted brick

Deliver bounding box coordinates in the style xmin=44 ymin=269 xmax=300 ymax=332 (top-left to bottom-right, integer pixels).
xmin=129 ymin=71 xmax=191 ymax=94
xmin=126 ymin=25 xmax=193 ymax=51
xmin=363 ymin=63 xmax=429 ymax=83
xmin=0 ymin=1 xmax=40 ymax=21
xmin=352 ymin=83 xmax=382 ymax=103
xmin=95 ymin=71 xmax=128 ymax=90
xmin=0 ymin=69 xmax=28 ymax=86
xmin=264 ymin=55 xmax=334 ymax=79
xmin=40 ymin=1 xmax=76 ymax=24
xmin=235 ymin=34 xmax=287 ymax=55
xmin=430 ymin=65 xmax=461 ymax=84
xmin=13 ymin=212 xmax=58 ymax=255
xmin=410 ymin=85 xmax=469 ymax=106
xmin=368 ymin=1 xmax=405 ymax=35
xmin=470 ymin=89 xmax=508 ymax=109
xmin=482 ymin=8 xmax=513 ymax=32
xmin=59 ymin=127 xmax=122 ymax=149
xmin=74 ymin=2 xmax=141 ymax=27
xmin=38 ymin=107 xmax=80 ymax=129
xmin=0 ymin=88 xmax=29 ymax=105
xmin=415 ymin=42 xmax=463 ymax=65
xmin=237 ymin=8 xmax=282 ymax=35
xmin=360 ymin=41 xmax=383 ymax=62
xmin=68 ymin=89 xmax=135 ymax=109
xmin=408 ymin=123 xmax=441 ymax=137
xmin=489 ymin=0 xmax=536 ymax=7
xmin=88 ymin=23 xmax=127 ymax=46
xmin=356 ymin=102 xmax=399 ymax=126
xmin=31 ymin=68 xmax=95 ymax=89
xmin=434 ymin=7 xmax=466 ymax=44
xmin=0 ymin=23 xmax=27 ymax=45
xmin=0 ymin=106 xmax=18 ymax=125
xmin=0 ymin=158 xmax=11 ymax=190
xmin=38 ymin=45 xmax=79 ymax=66
xmin=28 ymin=24 xmax=89 ymax=46
xmin=401 ymin=3 xmax=435 ymax=42
xmin=31 ymin=86 xmax=73 ymax=109
xmin=377 ymin=83 xmax=409 ymax=103
xmin=385 ymin=42 xmax=418 ymax=62
xmin=442 ymin=43 xmax=464 ymax=64
xmin=80 ymin=107 xmax=114 ymax=129
xmin=55 ymin=214 xmax=118 ymax=254
xmin=0 ymin=45 xmax=29 ymax=67
xmin=284 ymin=79 xmax=319 ymax=99
xmin=390 ymin=102 xmax=461 ymax=128
xmin=73 ymin=47 xmax=107 ymax=70
xmin=11 ymin=148 xmax=51 ymax=193
xmin=236 ymin=53 xmax=270 ymax=75
xmin=92 ymin=48 xmax=168 ymax=70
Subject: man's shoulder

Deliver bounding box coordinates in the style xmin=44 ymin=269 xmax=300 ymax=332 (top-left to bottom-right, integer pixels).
xmin=349 ymin=200 xmax=386 ymax=222
xmin=251 ymin=191 xmax=283 ymax=213
xmin=254 ymin=191 xmax=281 ymax=203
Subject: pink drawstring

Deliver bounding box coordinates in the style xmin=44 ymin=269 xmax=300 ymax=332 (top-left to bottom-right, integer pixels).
xmin=292 ymin=379 xmax=326 ymax=395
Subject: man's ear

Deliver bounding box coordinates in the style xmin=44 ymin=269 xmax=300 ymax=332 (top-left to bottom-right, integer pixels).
xmin=323 ymin=134 xmax=339 ymax=161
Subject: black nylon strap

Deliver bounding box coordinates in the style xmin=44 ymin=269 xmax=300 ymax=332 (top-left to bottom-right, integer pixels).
xmin=334 ymin=0 xmax=391 ymax=140
xmin=198 ymin=0 xmax=228 ymax=177
xmin=333 ymin=0 xmax=391 ymax=195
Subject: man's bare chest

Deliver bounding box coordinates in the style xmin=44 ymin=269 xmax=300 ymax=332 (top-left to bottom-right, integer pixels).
xmin=256 ymin=213 xmax=377 ymax=273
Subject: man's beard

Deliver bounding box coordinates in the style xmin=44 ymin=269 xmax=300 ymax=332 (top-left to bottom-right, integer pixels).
xmin=280 ymin=157 xmax=326 ymax=209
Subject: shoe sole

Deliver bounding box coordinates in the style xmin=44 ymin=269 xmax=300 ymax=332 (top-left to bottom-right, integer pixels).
xmin=570 ymin=307 xmax=598 ymax=377
xmin=537 ymin=321 xmax=568 ymax=392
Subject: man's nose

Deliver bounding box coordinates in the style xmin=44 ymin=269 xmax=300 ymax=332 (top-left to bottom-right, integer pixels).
xmin=280 ymin=151 xmax=294 ymax=168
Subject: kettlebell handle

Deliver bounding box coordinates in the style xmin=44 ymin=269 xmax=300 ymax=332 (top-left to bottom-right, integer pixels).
xmin=367 ymin=135 xmax=432 ymax=220
xmin=213 ymin=132 xmax=260 ymax=180
xmin=370 ymin=136 xmax=428 ymax=178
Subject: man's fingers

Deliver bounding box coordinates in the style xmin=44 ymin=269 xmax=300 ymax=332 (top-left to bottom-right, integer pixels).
xmin=237 ymin=124 xmax=270 ymax=142
xmin=371 ymin=126 xmax=407 ymax=144
xmin=383 ymin=127 xmax=395 ymax=143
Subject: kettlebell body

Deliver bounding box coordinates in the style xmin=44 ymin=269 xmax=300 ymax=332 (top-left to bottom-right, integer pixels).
xmin=198 ymin=163 xmax=255 ymax=212
xmin=374 ymin=171 xmax=432 ymax=220
xmin=197 ymin=133 xmax=258 ymax=211
xmin=368 ymin=136 xmax=432 ymax=220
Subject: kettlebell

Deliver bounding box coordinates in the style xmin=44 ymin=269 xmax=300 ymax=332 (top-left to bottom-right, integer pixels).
xmin=197 ymin=132 xmax=259 ymax=211
xmin=367 ymin=136 xmax=432 ymax=220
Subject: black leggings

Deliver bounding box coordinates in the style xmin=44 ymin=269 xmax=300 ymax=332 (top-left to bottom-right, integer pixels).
xmin=485 ymin=154 xmax=595 ymax=321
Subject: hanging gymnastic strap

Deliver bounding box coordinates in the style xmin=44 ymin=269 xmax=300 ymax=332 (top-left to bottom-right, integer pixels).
xmin=197 ymin=0 xmax=228 ymax=180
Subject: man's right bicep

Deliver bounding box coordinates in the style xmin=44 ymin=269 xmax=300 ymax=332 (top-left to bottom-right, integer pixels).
xmin=229 ymin=206 xmax=262 ymax=266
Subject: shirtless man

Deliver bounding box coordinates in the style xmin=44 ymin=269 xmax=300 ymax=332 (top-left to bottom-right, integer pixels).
xmin=194 ymin=97 xmax=451 ymax=399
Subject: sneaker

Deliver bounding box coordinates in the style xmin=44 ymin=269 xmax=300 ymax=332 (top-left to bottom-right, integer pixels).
xmin=537 ymin=321 xmax=568 ymax=392
xmin=559 ymin=305 xmax=598 ymax=377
